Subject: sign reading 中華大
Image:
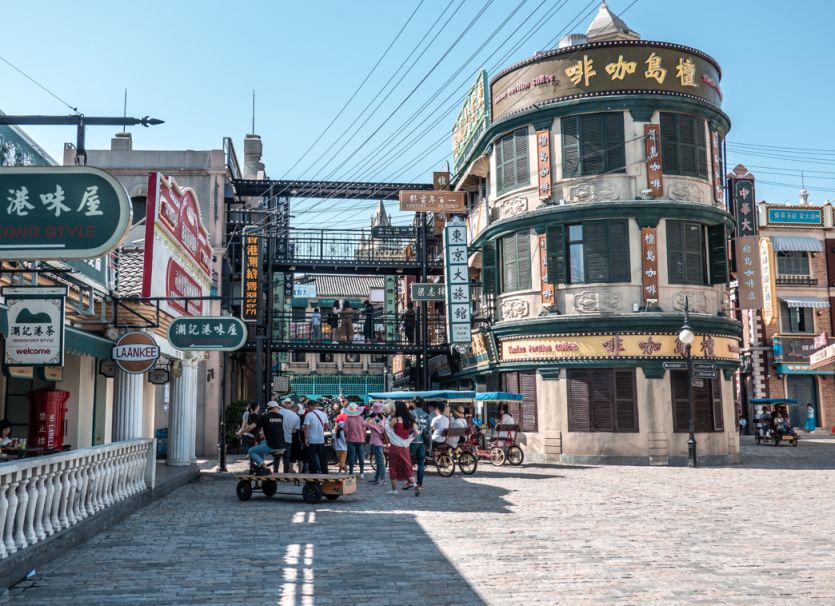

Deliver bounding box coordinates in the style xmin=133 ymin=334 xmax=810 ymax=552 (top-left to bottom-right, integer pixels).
xmin=452 ymin=70 xmax=489 ymax=173
xmin=0 ymin=167 xmax=131 ymax=260
xmin=2 ymin=286 xmax=66 ymax=367
xmin=765 ymin=205 xmax=823 ymax=227
xmin=410 ymin=283 xmax=445 ymax=301
xmin=168 ymin=316 xmax=248 ymax=351
xmin=443 ymin=219 xmax=471 ymax=345
xmin=732 ymin=178 xmax=757 ymax=237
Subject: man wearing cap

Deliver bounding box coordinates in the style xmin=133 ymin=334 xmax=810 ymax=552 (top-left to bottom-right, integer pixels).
xmin=238 ymin=400 xmax=285 ymax=475
xmin=303 ymin=400 xmax=330 ymax=474
xmin=278 ymin=398 xmax=301 ymax=473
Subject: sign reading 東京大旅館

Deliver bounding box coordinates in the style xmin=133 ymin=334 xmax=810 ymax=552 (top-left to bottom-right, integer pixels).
xmin=443 ymin=218 xmax=471 ymax=345
xmin=112 ymin=331 xmax=160 ymax=374
xmin=168 ymin=317 xmax=248 ymax=351
xmin=0 ymin=167 xmax=131 ymax=260
xmin=142 ymin=173 xmax=212 ymax=317
xmin=2 ymin=286 xmax=66 ymax=367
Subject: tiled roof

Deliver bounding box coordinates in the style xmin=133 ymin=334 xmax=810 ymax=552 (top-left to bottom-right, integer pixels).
xmin=307 ymin=274 xmax=385 ymax=298
xmin=114 ymin=248 xmax=145 ymax=296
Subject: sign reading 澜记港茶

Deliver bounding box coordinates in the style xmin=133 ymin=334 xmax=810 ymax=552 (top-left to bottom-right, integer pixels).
xmin=765 ymin=205 xmax=823 ymax=227
xmin=410 ymin=283 xmax=445 ymax=301
xmin=2 ymin=286 xmax=66 ymax=367
xmin=168 ymin=316 xmax=248 ymax=352
xmin=641 ymin=227 xmax=659 ymax=305
xmin=443 ymin=219 xmax=471 ymax=345
xmin=644 ymin=125 xmax=663 ymax=197
xmin=0 ymin=167 xmax=131 ymax=260
xmin=736 ymin=237 xmax=763 ymax=310
xmin=400 ymin=190 xmax=466 ymax=213
xmin=452 ymin=71 xmax=489 ymax=173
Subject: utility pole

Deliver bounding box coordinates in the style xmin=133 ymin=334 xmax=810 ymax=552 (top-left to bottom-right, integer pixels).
xmin=418 ymin=211 xmax=430 ymax=389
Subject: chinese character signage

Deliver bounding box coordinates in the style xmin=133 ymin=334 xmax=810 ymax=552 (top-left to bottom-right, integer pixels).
xmin=293 ymin=283 xmax=317 ymax=299
xmin=491 ymin=42 xmax=722 ymax=122
xmin=142 ymin=173 xmax=212 ymax=317
xmin=643 ymin=125 xmax=663 ymax=197
xmin=242 ymin=234 xmax=260 ymax=321
xmin=641 ymin=227 xmax=659 ymax=304
xmin=168 ymin=316 xmax=248 ymax=351
xmin=433 ymin=171 xmax=450 ymax=191
xmin=760 ymin=237 xmax=777 ymax=326
xmin=443 ymin=219 xmax=471 ymax=345
xmin=536 ymin=129 xmax=552 ymax=200
xmin=3 ymin=286 xmax=65 ymax=367
xmin=538 ymin=235 xmax=554 ymax=307
xmin=735 ymin=237 xmax=762 ymax=309
xmin=732 ymin=178 xmax=756 ymax=237
xmin=711 ymin=132 xmax=724 ymax=205
xmin=765 ymin=205 xmax=823 ymax=227
xmin=410 ymin=283 xmax=445 ymax=301
xmin=452 ymin=70 xmax=489 ymax=172
xmin=0 ymin=167 xmax=131 ymax=260
xmin=399 ymin=190 xmax=466 ymax=213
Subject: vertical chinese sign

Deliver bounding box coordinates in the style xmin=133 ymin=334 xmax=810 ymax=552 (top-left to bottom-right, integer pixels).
xmin=538 ymin=235 xmax=554 ymax=307
xmin=242 ymin=234 xmax=260 ymax=322
xmin=735 ymin=237 xmax=762 ymax=309
xmin=443 ymin=219 xmax=471 ymax=345
xmin=640 ymin=228 xmax=659 ymax=305
xmin=644 ymin=125 xmax=663 ymax=197
xmin=759 ymin=237 xmax=776 ymax=326
xmin=732 ymin=178 xmax=756 ymax=237
xmin=536 ymin=129 xmax=552 ymax=201
xmin=711 ymin=132 xmax=724 ymax=205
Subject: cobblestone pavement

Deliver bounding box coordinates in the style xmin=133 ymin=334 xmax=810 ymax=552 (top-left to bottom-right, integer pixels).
xmin=5 ymin=436 xmax=835 ymax=605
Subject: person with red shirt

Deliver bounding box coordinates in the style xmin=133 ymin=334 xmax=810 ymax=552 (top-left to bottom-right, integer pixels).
xmin=343 ymin=402 xmax=367 ymax=478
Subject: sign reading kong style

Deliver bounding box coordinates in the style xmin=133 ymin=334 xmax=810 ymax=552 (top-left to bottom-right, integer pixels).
xmin=142 ymin=173 xmax=212 ymax=317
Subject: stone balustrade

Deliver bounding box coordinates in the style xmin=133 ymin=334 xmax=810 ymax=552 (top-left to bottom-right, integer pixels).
xmin=0 ymin=439 xmax=155 ymax=560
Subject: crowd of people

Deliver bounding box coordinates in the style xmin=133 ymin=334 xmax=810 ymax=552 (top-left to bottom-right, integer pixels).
xmin=305 ymin=299 xmax=417 ymax=344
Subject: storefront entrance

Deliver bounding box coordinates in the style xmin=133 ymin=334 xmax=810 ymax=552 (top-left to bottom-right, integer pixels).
xmin=786 ymin=375 xmax=818 ymax=429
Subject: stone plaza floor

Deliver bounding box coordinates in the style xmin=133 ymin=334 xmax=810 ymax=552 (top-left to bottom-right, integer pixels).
xmin=4 ymin=435 xmax=835 ymax=605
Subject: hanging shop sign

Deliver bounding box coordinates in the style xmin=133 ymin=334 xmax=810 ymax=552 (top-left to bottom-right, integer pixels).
xmin=499 ymin=333 xmax=740 ymax=363
xmin=640 ymin=227 xmax=659 ymax=306
xmin=773 ymin=336 xmax=835 ymax=364
xmin=410 ymin=283 xmax=445 ymax=301
xmin=491 ymin=41 xmax=722 ymax=122
xmin=242 ymin=234 xmax=261 ymax=321
xmin=142 ymin=172 xmax=212 ymax=317
xmin=112 ymin=331 xmax=160 ymax=374
xmin=538 ymin=235 xmax=555 ymax=307
xmin=760 ymin=237 xmax=777 ymax=326
xmin=399 ymin=190 xmax=466 ymax=213
xmin=711 ymin=132 xmax=724 ymax=205
xmin=764 ymin=205 xmax=823 ymax=227
xmin=370 ymin=225 xmax=414 ymax=238
xmin=293 ymin=283 xmax=317 ymax=299
xmin=536 ymin=129 xmax=552 ymax=200
xmin=443 ymin=219 xmax=471 ymax=345
xmin=810 ymin=343 xmax=835 ymax=369
xmin=460 ymin=328 xmax=498 ymax=370
xmin=731 ymin=178 xmax=756 ymax=237
xmin=428 ymin=354 xmax=452 ymax=378
xmin=433 ymin=171 xmax=450 ymax=191
xmin=148 ymin=368 xmax=170 ymax=385
xmin=735 ymin=236 xmax=763 ymax=309
xmin=0 ymin=166 xmax=131 ymax=260
xmin=168 ymin=316 xmax=248 ymax=351
xmin=644 ymin=125 xmax=663 ymax=197
xmin=452 ymin=70 xmax=490 ymax=173
xmin=2 ymin=286 xmax=66 ymax=367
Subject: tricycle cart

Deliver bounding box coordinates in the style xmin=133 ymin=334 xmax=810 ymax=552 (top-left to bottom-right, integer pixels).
xmin=234 ymin=473 xmax=357 ymax=504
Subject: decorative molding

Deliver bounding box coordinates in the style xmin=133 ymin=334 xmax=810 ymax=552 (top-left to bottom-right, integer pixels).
xmin=500 ymin=298 xmax=530 ymax=320
xmin=573 ymin=291 xmax=622 ymax=313
xmin=498 ymin=195 xmax=528 ymax=219
xmin=642 ymin=362 xmax=666 ymax=379
xmin=667 ymin=180 xmax=704 ymax=203
xmin=672 ymin=292 xmax=709 ymax=314
xmin=564 ymin=181 xmax=619 ymax=203
xmin=539 ymin=368 xmax=561 ymax=380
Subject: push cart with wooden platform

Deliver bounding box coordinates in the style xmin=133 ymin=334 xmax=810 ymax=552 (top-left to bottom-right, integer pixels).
xmin=235 ymin=473 xmax=357 ymax=504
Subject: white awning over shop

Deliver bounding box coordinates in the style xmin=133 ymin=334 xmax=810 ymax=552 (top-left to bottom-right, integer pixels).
xmin=778 ymin=296 xmax=830 ymax=308
xmin=771 ymin=236 xmax=823 ymax=252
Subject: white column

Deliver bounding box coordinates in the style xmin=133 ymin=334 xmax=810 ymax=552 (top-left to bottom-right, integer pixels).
xmin=167 ymin=357 xmax=198 ymax=466
xmin=113 ymin=368 xmax=144 ymax=441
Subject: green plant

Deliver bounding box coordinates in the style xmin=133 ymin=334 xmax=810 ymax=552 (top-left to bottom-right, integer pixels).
xmin=225 ymin=399 xmax=251 ymax=453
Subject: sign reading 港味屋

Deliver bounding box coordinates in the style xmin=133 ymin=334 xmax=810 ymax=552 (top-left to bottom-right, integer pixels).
xmin=765 ymin=205 xmax=823 ymax=227
xmin=759 ymin=238 xmax=777 ymax=327
xmin=410 ymin=283 xmax=445 ymax=301
xmin=2 ymin=286 xmax=66 ymax=367
xmin=0 ymin=167 xmax=131 ymax=260
xmin=499 ymin=333 xmax=740 ymax=363
xmin=443 ymin=219 xmax=471 ymax=345
xmin=142 ymin=173 xmax=212 ymax=318
xmin=399 ymin=190 xmax=466 ymax=213
xmin=452 ymin=70 xmax=489 ymax=173
xmin=735 ymin=237 xmax=763 ymax=310
xmin=732 ymin=179 xmax=756 ymax=237
xmin=491 ymin=41 xmax=722 ymax=122
xmin=168 ymin=316 xmax=248 ymax=351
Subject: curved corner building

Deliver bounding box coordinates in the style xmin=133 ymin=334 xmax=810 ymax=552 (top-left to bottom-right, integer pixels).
xmin=453 ymin=4 xmax=741 ymax=465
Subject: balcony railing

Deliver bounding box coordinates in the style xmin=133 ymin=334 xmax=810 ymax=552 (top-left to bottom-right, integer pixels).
xmin=776 ymin=275 xmax=818 ymax=286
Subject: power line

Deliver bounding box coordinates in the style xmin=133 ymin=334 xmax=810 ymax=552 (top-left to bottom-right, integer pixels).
xmin=0 ymin=54 xmax=78 ymax=112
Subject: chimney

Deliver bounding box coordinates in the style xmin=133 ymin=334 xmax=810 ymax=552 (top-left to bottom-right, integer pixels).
xmin=111 ymin=132 xmax=133 ymax=151
xmin=799 ymin=188 xmax=809 ymax=205
xmin=243 ymin=134 xmax=265 ymax=179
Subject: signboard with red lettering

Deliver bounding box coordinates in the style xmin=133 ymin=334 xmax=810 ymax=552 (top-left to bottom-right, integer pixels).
xmin=536 ymin=129 xmax=552 ymax=200
xmin=644 ymin=125 xmax=663 ymax=197
xmin=640 ymin=227 xmax=659 ymax=305
xmin=142 ymin=173 xmax=212 ymax=317
xmin=538 ymin=235 xmax=554 ymax=307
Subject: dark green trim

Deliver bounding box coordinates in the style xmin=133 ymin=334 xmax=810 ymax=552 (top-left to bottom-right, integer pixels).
xmin=642 ymin=362 xmax=666 ymax=379
xmin=453 ymin=94 xmax=731 ymax=183
xmin=471 ymin=201 xmax=734 ymax=248
xmin=539 ymin=368 xmax=561 ymax=380
xmin=723 ymin=368 xmax=736 ymax=380
xmin=65 ymin=327 xmax=114 ymax=359
xmin=454 ymin=358 xmax=740 ymax=380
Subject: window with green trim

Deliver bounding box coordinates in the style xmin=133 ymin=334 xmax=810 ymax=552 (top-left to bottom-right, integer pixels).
xmin=660 ymin=113 xmax=708 ymax=178
xmin=561 ymin=112 xmax=625 ymax=178
xmin=780 ymin=302 xmax=814 ymax=334
xmin=500 ymin=232 xmax=532 ymax=293
xmin=666 ymin=220 xmax=705 ymax=285
xmin=495 ymin=128 xmax=530 ymax=194
xmin=777 ymin=252 xmax=810 ymax=276
xmin=550 ymin=220 xmax=630 ymax=284
xmin=567 ymin=369 xmax=638 ymax=432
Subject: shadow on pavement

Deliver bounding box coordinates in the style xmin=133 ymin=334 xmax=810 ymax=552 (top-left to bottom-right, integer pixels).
xmin=734 ymin=436 xmax=835 ymax=470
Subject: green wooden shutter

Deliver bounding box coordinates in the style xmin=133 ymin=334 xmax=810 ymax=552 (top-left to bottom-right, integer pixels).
xmin=481 ymin=240 xmax=497 ymax=296
xmin=567 ymin=369 xmax=590 ymax=432
xmin=695 ymin=118 xmax=708 ymax=178
xmin=605 ymin=113 xmax=626 ymax=174
xmin=589 ymin=369 xmax=614 ymax=431
xmin=561 ymin=117 xmax=580 ymax=178
xmin=707 ymin=223 xmax=728 ymax=285
xmin=584 ymin=221 xmax=609 ymax=282
xmin=684 ymin=223 xmax=705 ymax=284
xmin=501 ymin=235 xmax=518 ymax=292
xmin=693 ymin=380 xmax=713 ymax=433
xmin=581 ymin=114 xmax=605 ymax=175
xmin=516 ymin=232 xmax=532 ymax=290
xmin=614 ymin=370 xmax=638 ymax=432
xmin=678 ymin=115 xmax=697 ymax=176
xmin=711 ymin=378 xmax=724 ymax=431
xmin=671 ymin=371 xmax=690 ymax=432
xmin=607 ymin=220 xmax=631 ymax=282
xmin=495 ymin=138 xmax=505 ymax=193
xmin=514 ymin=129 xmax=530 ymax=188
xmin=519 ymin=370 xmax=538 ymax=432
xmin=660 ymin=113 xmax=678 ymax=175
xmin=667 ymin=220 xmax=684 ymax=283
xmin=546 ymin=224 xmax=567 ymax=284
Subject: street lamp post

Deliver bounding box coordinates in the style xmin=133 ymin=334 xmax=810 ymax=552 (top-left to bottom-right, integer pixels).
xmin=678 ymin=296 xmax=697 ymax=467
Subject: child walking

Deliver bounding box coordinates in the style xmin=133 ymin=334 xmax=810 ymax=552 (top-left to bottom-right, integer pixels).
xmin=333 ymin=421 xmax=348 ymax=474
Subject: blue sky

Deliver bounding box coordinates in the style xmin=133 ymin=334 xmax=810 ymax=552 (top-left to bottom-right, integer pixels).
xmin=3 ymin=0 xmax=835 ymax=229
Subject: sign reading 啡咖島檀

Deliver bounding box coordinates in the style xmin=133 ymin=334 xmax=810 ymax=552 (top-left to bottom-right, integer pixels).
xmin=0 ymin=167 xmax=131 ymax=260
xmin=168 ymin=316 xmax=248 ymax=351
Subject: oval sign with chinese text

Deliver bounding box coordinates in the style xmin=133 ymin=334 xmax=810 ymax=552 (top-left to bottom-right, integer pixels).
xmin=0 ymin=166 xmax=132 ymax=260
xmin=168 ymin=317 xmax=248 ymax=352
xmin=112 ymin=331 xmax=160 ymax=374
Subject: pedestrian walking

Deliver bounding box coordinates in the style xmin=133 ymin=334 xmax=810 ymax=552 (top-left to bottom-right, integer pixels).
xmin=805 ymin=403 xmax=817 ymax=432
xmin=310 ymin=306 xmax=322 ymax=342
xmin=333 ymin=422 xmax=348 ymax=474
xmin=303 ymin=400 xmax=330 ymax=474
xmin=386 ymin=400 xmax=419 ymax=496
xmin=362 ymin=300 xmax=374 ymax=343
xmin=409 ymin=397 xmax=429 ymax=493
xmin=738 ymin=416 xmax=747 ymax=435
xmin=343 ymin=402 xmax=366 ymax=477
xmin=366 ymin=402 xmax=388 ymax=485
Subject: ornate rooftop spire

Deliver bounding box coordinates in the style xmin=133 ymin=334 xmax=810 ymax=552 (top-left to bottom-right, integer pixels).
xmin=586 ymin=2 xmax=640 ymax=42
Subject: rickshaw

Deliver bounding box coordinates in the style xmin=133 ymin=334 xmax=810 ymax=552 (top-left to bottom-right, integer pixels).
xmin=751 ymin=398 xmax=799 ymax=447
xmin=465 ymin=392 xmax=526 ymax=466
xmin=367 ymin=390 xmax=479 ymax=476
